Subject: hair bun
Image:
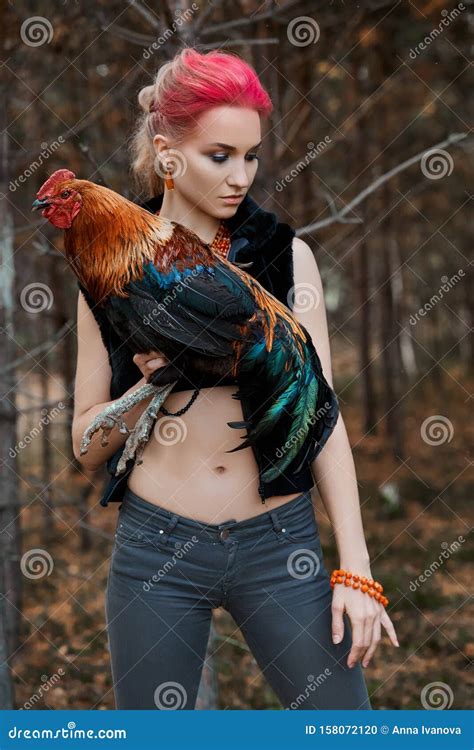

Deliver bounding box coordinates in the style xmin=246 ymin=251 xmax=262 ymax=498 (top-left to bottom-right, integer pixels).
xmin=137 ymin=84 xmax=156 ymax=114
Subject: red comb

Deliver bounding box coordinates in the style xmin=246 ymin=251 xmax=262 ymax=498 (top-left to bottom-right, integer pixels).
xmin=37 ymin=169 xmax=76 ymax=198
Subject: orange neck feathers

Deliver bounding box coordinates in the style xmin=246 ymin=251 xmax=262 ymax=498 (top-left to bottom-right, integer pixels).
xmin=63 ymin=184 xmax=214 ymax=303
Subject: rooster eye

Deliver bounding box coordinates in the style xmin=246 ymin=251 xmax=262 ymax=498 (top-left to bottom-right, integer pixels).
xmin=61 ymin=190 xmax=71 ymax=199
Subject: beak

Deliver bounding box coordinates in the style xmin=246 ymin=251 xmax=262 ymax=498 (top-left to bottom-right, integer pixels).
xmin=31 ymin=198 xmax=51 ymax=212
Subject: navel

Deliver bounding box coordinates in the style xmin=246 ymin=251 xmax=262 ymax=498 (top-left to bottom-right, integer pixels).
xmin=214 ymin=465 xmax=227 ymax=474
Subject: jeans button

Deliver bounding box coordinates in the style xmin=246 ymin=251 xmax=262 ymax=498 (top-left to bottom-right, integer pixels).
xmin=220 ymin=528 xmax=230 ymax=540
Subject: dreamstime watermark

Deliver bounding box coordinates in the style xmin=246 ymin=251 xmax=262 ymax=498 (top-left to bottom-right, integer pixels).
xmin=409 ymin=270 xmax=465 ymax=325
xmin=420 ymin=681 xmax=454 ymax=710
xmin=143 ymin=536 xmax=199 ymax=591
xmin=153 ymin=148 xmax=188 ymax=181
xmin=20 ymin=548 xmax=54 ymax=579
xmin=153 ymin=415 xmax=188 ymax=446
xmin=143 ymin=268 xmax=200 ymax=325
xmin=19 ymin=669 xmax=66 ymax=709
xmin=409 ymin=535 xmax=465 ymax=592
xmin=20 ymin=282 xmax=54 ymax=313
xmin=275 ymin=401 xmax=333 ymax=460
xmin=420 ymin=415 xmax=454 ymax=446
xmin=20 ymin=16 xmax=53 ymax=46
xmin=143 ymin=4 xmax=199 ymax=58
xmin=154 ymin=681 xmax=188 ymax=709
xmin=275 ymin=137 xmax=331 ymax=192
xmin=287 ymin=16 xmax=320 ymax=46
xmin=409 ymin=4 xmax=466 ymax=59
xmin=287 ymin=548 xmax=321 ymax=579
xmin=421 ymin=148 xmax=454 ymax=179
xmin=8 ymin=725 xmax=127 ymax=740
xmin=285 ymin=668 xmax=332 ymax=709
xmin=287 ymin=282 xmax=321 ymax=313
xmin=9 ymin=402 xmax=65 ymax=458
xmin=10 ymin=137 xmax=65 ymax=192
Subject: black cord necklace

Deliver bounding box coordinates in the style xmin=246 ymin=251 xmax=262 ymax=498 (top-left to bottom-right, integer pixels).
xmin=159 ymin=387 xmax=201 ymax=417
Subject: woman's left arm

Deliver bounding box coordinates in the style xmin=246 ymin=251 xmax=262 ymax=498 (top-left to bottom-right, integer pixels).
xmin=291 ymin=237 xmax=399 ymax=669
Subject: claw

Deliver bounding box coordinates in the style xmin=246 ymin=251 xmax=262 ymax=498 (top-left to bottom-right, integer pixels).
xmin=115 ymin=383 xmax=176 ymax=474
xmin=79 ymin=382 xmax=170 ymax=457
xmin=118 ymin=419 xmax=130 ymax=435
xmin=80 ymin=415 xmax=121 ymax=454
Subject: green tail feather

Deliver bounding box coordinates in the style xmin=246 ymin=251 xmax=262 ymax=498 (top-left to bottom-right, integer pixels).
xmin=261 ymin=376 xmax=319 ymax=482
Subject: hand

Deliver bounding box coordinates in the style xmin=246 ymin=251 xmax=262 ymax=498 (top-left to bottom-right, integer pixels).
xmin=331 ymin=577 xmax=399 ymax=669
xmin=133 ymin=350 xmax=169 ymax=380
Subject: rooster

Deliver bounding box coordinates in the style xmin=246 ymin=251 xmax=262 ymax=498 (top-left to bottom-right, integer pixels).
xmin=32 ymin=169 xmax=339 ymax=480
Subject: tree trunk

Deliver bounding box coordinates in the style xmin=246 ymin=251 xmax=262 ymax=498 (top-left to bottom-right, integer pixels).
xmin=0 ymin=68 xmax=20 ymax=703
xmin=353 ymin=59 xmax=377 ymax=433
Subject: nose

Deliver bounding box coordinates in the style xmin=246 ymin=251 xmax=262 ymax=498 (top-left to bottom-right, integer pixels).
xmin=227 ymin=161 xmax=251 ymax=190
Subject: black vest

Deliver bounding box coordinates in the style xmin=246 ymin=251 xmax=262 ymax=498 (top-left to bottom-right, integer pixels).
xmin=78 ymin=192 xmax=315 ymax=506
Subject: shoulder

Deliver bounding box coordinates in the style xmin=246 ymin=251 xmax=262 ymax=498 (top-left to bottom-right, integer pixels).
xmin=291 ymin=236 xmax=322 ymax=281
xmin=292 ymin=235 xmax=313 ymax=256
xmin=292 ymin=235 xmax=311 ymax=251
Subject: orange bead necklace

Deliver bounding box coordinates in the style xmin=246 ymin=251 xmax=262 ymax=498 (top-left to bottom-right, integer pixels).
xmin=209 ymin=220 xmax=232 ymax=260
xmin=155 ymin=211 xmax=231 ymax=260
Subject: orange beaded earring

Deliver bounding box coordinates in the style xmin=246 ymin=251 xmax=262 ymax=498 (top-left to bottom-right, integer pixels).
xmin=164 ymin=163 xmax=174 ymax=191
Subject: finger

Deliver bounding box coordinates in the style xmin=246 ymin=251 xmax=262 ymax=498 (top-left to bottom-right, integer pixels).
xmin=331 ymin=601 xmax=345 ymax=645
xmin=148 ymin=358 xmax=167 ymax=369
xmin=347 ymin=621 xmax=365 ymax=668
xmin=145 ymin=352 xmax=162 ymax=362
xmin=381 ymin=610 xmax=399 ymax=647
xmin=134 ymin=353 xmax=152 ymax=367
xmin=362 ymin=615 xmax=381 ymax=668
xmin=363 ymin=610 xmax=374 ymax=649
xmin=134 ymin=351 xmax=157 ymax=363
xmin=357 ymin=610 xmax=373 ymax=666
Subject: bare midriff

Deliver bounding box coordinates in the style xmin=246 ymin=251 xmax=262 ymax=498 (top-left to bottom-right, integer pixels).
xmin=126 ymin=385 xmax=304 ymax=524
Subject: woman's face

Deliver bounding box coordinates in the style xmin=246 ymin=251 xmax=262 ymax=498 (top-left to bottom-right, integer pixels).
xmin=154 ymin=105 xmax=262 ymax=218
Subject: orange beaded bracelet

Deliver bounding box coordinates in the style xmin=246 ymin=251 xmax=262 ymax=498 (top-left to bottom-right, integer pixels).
xmin=330 ymin=569 xmax=389 ymax=607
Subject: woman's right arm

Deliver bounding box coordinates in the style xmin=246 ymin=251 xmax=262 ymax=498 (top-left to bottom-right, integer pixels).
xmin=72 ymin=291 xmax=168 ymax=471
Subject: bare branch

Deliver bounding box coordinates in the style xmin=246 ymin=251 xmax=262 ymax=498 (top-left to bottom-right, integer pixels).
xmin=199 ymin=38 xmax=279 ymax=50
xmin=32 ymin=238 xmax=61 ymax=257
xmin=193 ymin=0 xmax=226 ymax=35
xmin=297 ymin=132 xmax=469 ymax=235
xmin=127 ymin=0 xmax=161 ymax=30
xmin=78 ymin=143 xmax=111 ymax=188
xmin=96 ymin=20 xmax=158 ymax=46
xmin=199 ymin=0 xmax=301 ymax=36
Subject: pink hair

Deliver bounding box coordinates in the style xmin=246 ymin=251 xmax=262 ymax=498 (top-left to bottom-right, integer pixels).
xmin=130 ymin=47 xmax=273 ymax=196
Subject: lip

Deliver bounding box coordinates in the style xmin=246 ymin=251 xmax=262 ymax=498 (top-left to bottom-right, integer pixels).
xmin=220 ymin=195 xmax=244 ymax=204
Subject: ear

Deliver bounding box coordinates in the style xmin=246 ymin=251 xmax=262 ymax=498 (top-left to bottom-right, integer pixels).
xmin=152 ymin=134 xmax=170 ymax=159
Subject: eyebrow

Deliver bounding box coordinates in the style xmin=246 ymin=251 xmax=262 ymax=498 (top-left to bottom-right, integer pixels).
xmin=206 ymin=141 xmax=262 ymax=151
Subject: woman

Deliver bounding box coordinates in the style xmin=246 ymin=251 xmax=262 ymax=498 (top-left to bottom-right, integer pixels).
xmin=72 ymin=47 xmax=398 ymax=710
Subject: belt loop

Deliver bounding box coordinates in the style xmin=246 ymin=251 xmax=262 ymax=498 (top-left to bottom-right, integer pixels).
xmin=155 ymin=513 xmax=179 ymax=545
xmin=268 ymin=508 xmax=283 ymax=533
xmin=165 ymin=514 xmax=179 ymax=534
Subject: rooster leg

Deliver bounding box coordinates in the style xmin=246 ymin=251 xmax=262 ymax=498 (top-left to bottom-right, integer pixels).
xmin=115 ymin=383 xmax=175 ymax=474
xmin=79 ymin=382 xmax=164 ymax=457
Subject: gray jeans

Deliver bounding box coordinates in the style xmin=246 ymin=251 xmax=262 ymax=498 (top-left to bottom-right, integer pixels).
xmin=105 ymin=487 xmax=372 ymax=710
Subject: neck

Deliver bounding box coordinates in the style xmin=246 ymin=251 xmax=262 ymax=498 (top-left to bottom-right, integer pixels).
xmin=158 ymin=189 xmax=221 ymax=244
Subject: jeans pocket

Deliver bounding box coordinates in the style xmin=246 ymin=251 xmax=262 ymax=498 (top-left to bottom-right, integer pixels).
xmin=114 ymin=515 xmax=154 ymax=548
xmin=273 ymin=502 xmax=321 ymax=545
